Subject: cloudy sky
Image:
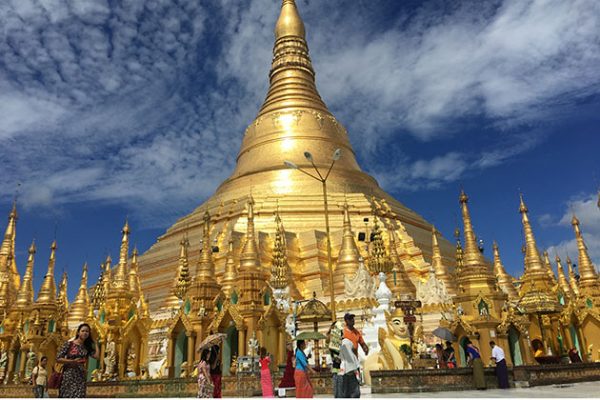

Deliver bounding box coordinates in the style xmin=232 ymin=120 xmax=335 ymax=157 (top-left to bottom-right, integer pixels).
xmin=1 ymin=0 xmax=598 ymax=300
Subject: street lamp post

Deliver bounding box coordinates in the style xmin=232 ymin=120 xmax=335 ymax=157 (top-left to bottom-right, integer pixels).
xmin=285 ymin=149 xmax=341 ymax=322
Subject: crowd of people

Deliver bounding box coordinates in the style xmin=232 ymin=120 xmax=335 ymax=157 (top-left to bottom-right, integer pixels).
xmin=29 ymin=317 xmax=586 ymax=398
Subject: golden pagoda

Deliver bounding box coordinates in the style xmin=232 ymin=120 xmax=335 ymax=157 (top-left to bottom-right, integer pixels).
xmin=515 ymin=195 xmax=561 ymax=355
xmin=137 ymin=0 xmax=456 ymax=316
xmin=449 ymin=190 xmax=514 ymax=365
xmin=87 ymin=221 xmax=150 ymax=379
xmin=570 ymin=214 xmax=600 ymax=361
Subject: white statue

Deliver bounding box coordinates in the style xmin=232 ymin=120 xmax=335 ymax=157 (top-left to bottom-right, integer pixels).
xmin=344 ymin=258 xmax=375 ymax=299
xmin=24 ymin=346 xmax=37 ymax=379
xmin=104 ymin=339 xmax=117 ymax=377
xmin=416 ymin=267 xmax=451 ymax=306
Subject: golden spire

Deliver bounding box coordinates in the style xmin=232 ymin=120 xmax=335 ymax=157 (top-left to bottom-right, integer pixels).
xmin=91 ymin=262 xmax=106 ymax=309
xmin=57 ymin=271 xmax=69 ymax=316
xmin=368 ymin=217 xmax=393 ymax=274
xmin=566 ymin=256 xmax=580 ymax=297
xmin=271 ymin=211 xmax=290 ymax=290
xmin=174 ymin=237 xmax=191 ymax=300
xmin=237 ymin=196 xmax=265 ymax=307
xmin=239 ymin=197 xmax=261 ymax=273
xmin=432 ymin=226 xmax=456 ymax=295
xmin=112 ymin=220 xmax=130 ymax=291
xmin=334 ymin=202 xmax=361 ymax=292
xmin=69 ymin=263 xmax=90 ymax=324
xmin=387 ymin=228 xmax=416 ymax=299
xmin=454 ymin=227 xmax=464 ymax=277
xmin=519 ymin=195 xmax=546 ymax=274
xmin=0 ymin=201 xmax=19 ymax=298
xmin=196 ymin=211 xmax=218 ymax=282
xmin=542 ymin=251 xmax=557 ymax=285
xmin=571 ymin=215 xmax=598 ymax=284
xmin=492 ymin=241 xmax=519 ymax=301
xmin=129 ymin=247 xmax=142 ymax=302
xmin=35 ymin=241 xmax=58 ymax=305
xmin=15 ymin=240 xmax=36 ymax=309
xmin=459 ymin=190 xmax=486 ymax=268
xmin=221 ymin=237 xmax=238 ymax=298
xmin=555 ymin=255 xmax=575 ymax=301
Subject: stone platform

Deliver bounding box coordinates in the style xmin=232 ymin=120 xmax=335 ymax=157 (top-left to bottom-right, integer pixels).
xmin=2 ymin=364 xmax=599 ymax=397
xmin=371 ymin=362 xmax=600 ymax=394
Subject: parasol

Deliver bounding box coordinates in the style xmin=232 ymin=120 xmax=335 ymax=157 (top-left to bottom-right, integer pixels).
xmin=432 ymin=327 xmax=456 ymax=342
xmin=196 ymin=332 xmax=227 ymax=352
xmin=295 ymin=331 xmax=327 ymax=341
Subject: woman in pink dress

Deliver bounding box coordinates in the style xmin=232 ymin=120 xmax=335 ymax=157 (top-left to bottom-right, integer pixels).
xmin=259 ymin=347 xmax=274 ymax=397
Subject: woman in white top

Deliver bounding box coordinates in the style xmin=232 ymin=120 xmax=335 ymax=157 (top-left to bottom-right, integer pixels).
xmin=31 ymin=356 xmax=48 ymax=398
xmin=339 ymin=338 xmax=361 ymax=398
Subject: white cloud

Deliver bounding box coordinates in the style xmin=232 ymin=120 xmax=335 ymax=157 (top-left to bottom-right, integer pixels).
xmin=0 ymin=0 xmax=599 ymax=226
xmin=547 ymin=193 xmax=600 ymax=273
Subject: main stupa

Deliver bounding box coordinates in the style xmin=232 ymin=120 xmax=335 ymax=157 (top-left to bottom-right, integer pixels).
xmin=138 ymin=0 xmax=456 ymax=311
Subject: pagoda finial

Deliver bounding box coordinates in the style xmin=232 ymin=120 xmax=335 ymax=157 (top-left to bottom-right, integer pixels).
xmin=35 ymin=241 xmax=58 ymax=305
xmin=112 ymin=220 xmax=130 ymax=291
xmin=565 ymin=256 xmax=580 ymax=297
xmin=459 ymin=190 xmax=485 ymax=267
xmin=69 ymin=262 xmax=90 ymax=325
xmin=174 ymin=236 xmax=191 ymax=300
xmin=555 ymin=255 xmax=575 ymax=300
xmin=271 ymin=210 xmax=290 ymax=290
xmin=15 ymin=239 xmax=36 ymax=309
xmin=492 ymin=241 xmax=518 ymax=301
xmin=571 ymin=214 xmax=598 ymax=284
xmin=221 ymin=237 xmax=238 ymax=298
xmin=275 ymin=0 xmax=305 ymax=40
xmin=334 ymin=201 xmax=360 ymax=292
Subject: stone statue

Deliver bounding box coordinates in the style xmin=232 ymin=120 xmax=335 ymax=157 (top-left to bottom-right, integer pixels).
xmin=363 ymin=307 xmax=411 ymax=385
xmin=126 ymin=343 xmax=136 ymax=378
xmin=344 ymin=258 xmax=375 ymax=299
xmin=24 ymin=346 xmax=37 ymax=380
xmin=104 ymin=339 xmax=117 ymax=378
xmin=0 ymin=343 xmax=8 ymax=382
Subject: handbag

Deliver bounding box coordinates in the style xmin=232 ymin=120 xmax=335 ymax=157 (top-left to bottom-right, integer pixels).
xmin=48 ymin=370 xmax=62 ymax=389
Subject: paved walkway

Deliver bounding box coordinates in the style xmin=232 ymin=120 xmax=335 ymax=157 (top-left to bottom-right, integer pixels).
xmin=314 ymin=381 xmax=600 ymax=398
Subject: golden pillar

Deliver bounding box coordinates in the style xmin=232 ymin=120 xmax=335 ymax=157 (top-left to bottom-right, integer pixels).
xmin=238 ymin=329 xmax=246 ymax=357
xmin=186 ymin=333 xmax=195 ymax=375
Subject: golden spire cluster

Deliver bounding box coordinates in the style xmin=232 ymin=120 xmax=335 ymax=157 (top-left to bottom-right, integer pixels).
xmin=387 ymin=227 xmax=416 ymax=299
xmin=368 ymin=217 xmax=393 ymax=274
xmin=571 ymin=214 xmax=600 ymax=302
xmin=270 ymin=210 xmax=290 ymax=290
xmin=555 ymin=255 xmax=575 ymax=301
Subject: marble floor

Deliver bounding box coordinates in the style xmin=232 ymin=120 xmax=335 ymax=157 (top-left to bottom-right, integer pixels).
xmin=330 ymin=380 xmax=600 ymax=398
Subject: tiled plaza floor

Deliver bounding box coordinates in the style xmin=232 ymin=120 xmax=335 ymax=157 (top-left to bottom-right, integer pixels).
xmin=332 ymin=380 xmax=600 ymax=398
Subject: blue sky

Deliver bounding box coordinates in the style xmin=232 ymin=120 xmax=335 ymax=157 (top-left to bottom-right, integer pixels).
xmin=1 ymin=0 xmax=599 ymax=301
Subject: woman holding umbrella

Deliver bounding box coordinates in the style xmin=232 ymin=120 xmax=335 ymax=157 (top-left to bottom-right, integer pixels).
xmin=295 ymin=340 xmax=316 ymax=398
